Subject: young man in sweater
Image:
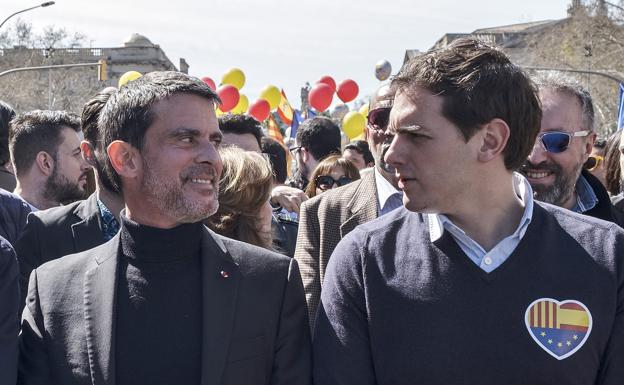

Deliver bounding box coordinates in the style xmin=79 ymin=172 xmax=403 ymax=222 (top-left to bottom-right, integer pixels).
xmin=313 ymin=38 xmax=624 ymax=385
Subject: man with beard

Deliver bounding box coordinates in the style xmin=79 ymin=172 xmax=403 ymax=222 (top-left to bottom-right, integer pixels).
xmin=520 ymin=74 xmax=623 ymax=226
xmin=294 ymin=84 xmax=400 ymax=326
xmin=18 ymin=71 xmax=311 ymax=385
xmin=9 ymin=110 xmax=90 ymax=210
xmin=15 ymin=88 xmax=125 ymax=311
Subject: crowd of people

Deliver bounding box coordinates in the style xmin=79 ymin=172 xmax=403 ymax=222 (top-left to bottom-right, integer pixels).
xmin=0 ymin=37 xmax=623 ymax=384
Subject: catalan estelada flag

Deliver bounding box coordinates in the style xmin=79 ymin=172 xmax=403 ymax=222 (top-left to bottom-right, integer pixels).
xmin=277 ymin=89 xmax=294 ymax=125
xmin=525 ymin=298 xmax=592 ymax=360
xmin=267 ymin=114 xmax=284 ymax=144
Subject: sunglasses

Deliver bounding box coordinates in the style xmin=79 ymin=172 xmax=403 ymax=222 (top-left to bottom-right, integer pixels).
xmin=315 ymin=175 xmax=352 ymax=191
xmin=367 ymin=107 xmax=391 ymax=131
xmin=536 ymin=130 xmax=590 ymax=153
xmin=584 ymin=155 xmax=604 ymax=171
xmin=289 ymin=146 xmax=302 ymax=155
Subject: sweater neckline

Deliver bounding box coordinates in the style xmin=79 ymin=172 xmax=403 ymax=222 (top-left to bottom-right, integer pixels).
xmin=119 ymin=214 xmax=203 ymax=263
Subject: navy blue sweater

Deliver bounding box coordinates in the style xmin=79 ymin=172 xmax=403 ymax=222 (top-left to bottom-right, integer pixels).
xmin=313 ymin=203 xmax=624 ymax=385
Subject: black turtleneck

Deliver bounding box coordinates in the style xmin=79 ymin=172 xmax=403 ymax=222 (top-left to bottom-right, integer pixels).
xmin=115 ymin=215 xmax=203 ymax=385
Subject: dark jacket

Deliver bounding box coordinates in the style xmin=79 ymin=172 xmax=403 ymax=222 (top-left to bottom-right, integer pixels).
xmin=15 ymin=193 xmax=105 ymax=309
xmin=581 ymin=170 xmax=624 ymax=227
xmin=0 ymin=238 xmax=18 ymax=385
xmin=0 ymin=188 xmax=31 ymax=246
xmin=18 ymin=226 xmax=311 ymax=385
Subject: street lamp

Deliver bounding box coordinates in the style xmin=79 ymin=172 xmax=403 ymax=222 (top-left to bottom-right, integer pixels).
xmin=0 ymin=2 xmax=55 ymax=31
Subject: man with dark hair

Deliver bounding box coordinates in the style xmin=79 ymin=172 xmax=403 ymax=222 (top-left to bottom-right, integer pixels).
xmin=289 ymin=116 xmax=341 ymax=190
xmin=218 ymin=113 xmax=264 ymax=152
xmin=295 ymin=84 xmax=400 ymax=326
xmin=15 ymin=87 xmax=124 ymax=309
xmin=520 ymin=74 xmax=623 ymax=226
xmin=0 ymin=101 xmax=17 ymax=191
xmin=262 ymin=136 xmax=298 ymax=257
xmin=343 ymin=140 xmax=374 ymax=170
xmin=9 ymin=110 xmax=90 ymax=210
xmin=314 ymin=38 xmax=624 ymax=384
xmin=19 ymin=71 xmax=311 ymax=385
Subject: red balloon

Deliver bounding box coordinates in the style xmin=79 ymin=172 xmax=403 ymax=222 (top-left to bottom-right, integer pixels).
xmin=317 ymin=75 xmax=336 ymax=92
xmin=217 ymin=85 xmax=240 ymax=112
xmin=308 ymin=83 xmax=334 ymax=112
xmin=249 ymin=99 xmax=270 ymax=121
xmin=201 ymin=76 xmax=216 ymax=90
xmin=336 ymin=79 xmax=359 ymax=103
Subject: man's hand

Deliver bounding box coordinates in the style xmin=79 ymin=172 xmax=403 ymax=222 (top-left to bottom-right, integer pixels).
xmin=271 ymin=186 xmax=308 ymax=214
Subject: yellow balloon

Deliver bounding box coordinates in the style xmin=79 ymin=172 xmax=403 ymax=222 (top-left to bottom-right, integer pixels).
xmin=359 ymin=103 xmax=369 ymax=118
xmin=342 ymin=111 xmax=366 ymax=140
xmin=221 ymin=68 xmax=246 ymax=90
xmin=259 ymin=85 xmax=281 ymax=110
xmin=231 ymin=94 xmax=249 ymax=114
xmin=353 ymin=132 xmax=366 ymax=141
xmin=118 ymin=71 xmax=142 ymax=88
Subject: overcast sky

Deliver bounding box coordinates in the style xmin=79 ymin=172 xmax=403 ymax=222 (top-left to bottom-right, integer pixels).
xmin=4 ymin=0 xmax=569 ymax=109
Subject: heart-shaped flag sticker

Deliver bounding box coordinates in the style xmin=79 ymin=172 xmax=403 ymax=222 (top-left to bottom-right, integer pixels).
xmin=525 ymin=298 xmax=592 ymax=360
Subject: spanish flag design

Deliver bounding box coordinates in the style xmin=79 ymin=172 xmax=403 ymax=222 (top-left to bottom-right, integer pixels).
xmin=525 ymin=298 xmax=592 ymax=360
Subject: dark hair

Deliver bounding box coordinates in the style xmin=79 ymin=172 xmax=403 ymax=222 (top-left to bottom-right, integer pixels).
xmin=344 ymin=140 xmax=374 ymax=165
xmin=304 ymin=155 xmax=360 ymax=198
xmin=261 ymin=136 xmax=288 ymax=184
xmin=296 ymin=116 xmax=341 ymax=161
xmin=594 ymin=138 xmax=607 ymax=151
xmin=98 ymin=71 xmax=221 ymax=193
xmin=391 ymin=37 xmax=541 ymax=171
xmin=0 ymin=101 xmax=16 ymax=166
xmin=604 ymin=131 xmax=621 ymax=195
xmin=9 ymin=110 xmax=80 ymax=177
xmin=218 ymin=113 xmax=264 ymax=149
xmin=82 ymin=87 xmax=117 ymax=192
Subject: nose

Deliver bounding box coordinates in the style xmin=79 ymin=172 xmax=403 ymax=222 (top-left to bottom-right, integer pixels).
xmin=527 ymin=139 xmax=548 ymax=165
xmin=80 ymin=154 xmax=92 ymax=171
xmin=383 ymin=135 xmax=402 ymax=168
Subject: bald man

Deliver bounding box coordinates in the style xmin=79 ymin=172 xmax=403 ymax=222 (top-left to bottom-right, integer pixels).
xmin=294 ymin=85 xmax=402 ymax=327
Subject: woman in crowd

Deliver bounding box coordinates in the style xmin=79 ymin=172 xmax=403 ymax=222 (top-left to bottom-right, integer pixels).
xmin=204 ymin=146 xmax=274 ymax=249
xmin=304 ymin=154 xmax=360 ymax=199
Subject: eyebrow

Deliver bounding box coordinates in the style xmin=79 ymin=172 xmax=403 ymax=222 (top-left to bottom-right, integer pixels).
xmin=389 ymin=124 xmax=426 ymax=135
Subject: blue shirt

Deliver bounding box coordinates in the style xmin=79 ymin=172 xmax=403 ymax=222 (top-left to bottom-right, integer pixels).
xmin=97 ymin=198 xmax=120 ymax=241
xmin=571 ymin=175 xmax=598 ymax=214
xmin=374 ymin=168 xmax=401 ymax=215
xmin=427 ymin=172 xmax=534 ymax=273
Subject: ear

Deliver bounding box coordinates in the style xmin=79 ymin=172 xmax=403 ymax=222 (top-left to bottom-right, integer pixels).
xmin=107 ymin=140 xmax=141 ymax=179
xmin=34 ymin=151 xmax=54 ymax=176
xmin=476 ymin=118 xmax=510 ymax=163
xmin=80 ymin=140 xmax=96 ymax=167
xmin=583 ymin=132 xmax=597 ymax=157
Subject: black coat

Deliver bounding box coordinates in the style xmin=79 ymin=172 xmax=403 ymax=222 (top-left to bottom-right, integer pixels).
xmin=581 ymin=170 xmax=624 ymax=227
xmin=18 ymin=226 xmax=311 ymax=385
xmin=15 ymin=193 xmax=105 ymax=310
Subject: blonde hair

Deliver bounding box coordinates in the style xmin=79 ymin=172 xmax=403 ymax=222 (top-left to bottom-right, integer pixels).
xmin=305 ymin=155 xmax=360 ymax=198
xmin=205 ymin=146 xmax=274 ymax=249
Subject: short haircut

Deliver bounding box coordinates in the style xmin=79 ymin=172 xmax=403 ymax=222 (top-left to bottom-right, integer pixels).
xmin=9 ymin=110 xmax=80 ymax=177
xmin=81 ymin=87 xmax=117 ymax=192
xmin=218 ymin=113 xmax=264 ymax=149
xmin=261 ymin=136 xmax=288 ymax=184
xmin=296 ymin=116 xmax=341 ymax=161
xmin=304 ymin=155 xmax=361 ymax=198
xmin=0 ymin=101 xmax=16 ymax=166
xmin=391 ymin=37 xmax=542 ymax=171
xmin=344 ymin=140 xmax=374 ymax=165
xmin=98 ymin=71 xmax=221 ymax=193
xmin=205 ymin=146 xmax=274 ymax=249
xmin=534 ymin=72 xmax=595 ymax=132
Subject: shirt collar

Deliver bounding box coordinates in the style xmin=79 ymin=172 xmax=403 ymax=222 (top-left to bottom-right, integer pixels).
xmin=571 ymin=175 xmax=598 ymax=213
xmin=428 ymin=172 xmax=534 ymax=242
xmin=374 ymin=167 xmax=400 ymax=211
